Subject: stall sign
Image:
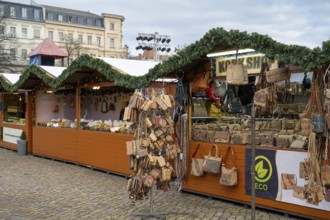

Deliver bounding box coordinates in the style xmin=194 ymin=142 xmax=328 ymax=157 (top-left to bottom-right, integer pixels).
xmin=245 ymin=148 xmax=279 ymax=200
xmin=245 ymin=149 xmax=330 ymax=211
xmin=216 ymin=54 xmax=278 ymax=75
xmin=3 ymin=127 xmax=22 ymax=144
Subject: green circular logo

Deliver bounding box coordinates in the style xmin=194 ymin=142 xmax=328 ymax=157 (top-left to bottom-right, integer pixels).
xmin=255 ymin=155 xmax=272 ymax=183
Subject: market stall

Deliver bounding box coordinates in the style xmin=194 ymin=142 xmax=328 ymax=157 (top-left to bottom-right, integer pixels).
xmin=0 ymin=73 xmax=34 ymax=153
xmin=154 ymin=28 xmax=330 ymax=220
xmin=0 ymin=55 xmax=175 ymax=176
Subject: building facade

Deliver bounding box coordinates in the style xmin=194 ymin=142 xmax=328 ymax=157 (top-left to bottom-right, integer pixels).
xmin=0 ymin=0 xmax=45 ymax=72
xmin=0 ymin=0 xmax=128 ymax=72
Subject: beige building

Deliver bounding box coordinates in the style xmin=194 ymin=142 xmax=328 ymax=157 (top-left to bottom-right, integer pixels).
xmin=43 ymin=5 xmax=128 ymax=65
xmin=0 ymin=0 xmax=45 ymax=72
xmin=0 ymin=0 xmax=128 ymax=72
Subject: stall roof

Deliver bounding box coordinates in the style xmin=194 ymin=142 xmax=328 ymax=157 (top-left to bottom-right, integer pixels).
xmin=1 ymin=73 xmax=21 ymax=85
xmin=39 ymin=66 xmax=66 ymax=78
xmin=28 ymin=38 xmax=68 ymax=58
xmin=98 ymin=57 xmax=159 ymax=76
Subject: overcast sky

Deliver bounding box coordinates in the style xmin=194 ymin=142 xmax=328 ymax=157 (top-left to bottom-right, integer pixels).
xmin=8 ymin=0 xmax=330 ymax=56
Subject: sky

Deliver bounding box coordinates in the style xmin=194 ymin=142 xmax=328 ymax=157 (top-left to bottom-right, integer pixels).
xmin=8 ymin=0 xmax=330 ymax=56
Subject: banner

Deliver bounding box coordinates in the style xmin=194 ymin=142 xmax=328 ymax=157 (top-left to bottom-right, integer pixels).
xmin=245 ymin=148 xmax=278 ymax=200
xmin=245 ymin=149 xmax=330 ymax=211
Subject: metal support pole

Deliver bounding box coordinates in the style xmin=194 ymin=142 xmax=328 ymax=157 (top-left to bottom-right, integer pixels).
xmin=153 ymin=32 xmax=159 ymax=62
xmin=251 ymin=103 xmax=256 ymax=220
xmin=133 ymin=187 xmax=166 ymax=219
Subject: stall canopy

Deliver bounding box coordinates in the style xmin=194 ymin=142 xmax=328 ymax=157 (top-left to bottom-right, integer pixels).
xmin=1 ymin=27 xmax=330 ymax=92
xmin=98 ymin=57 xmax=159 ymax=76
xmin=0 ymin=57 xmax=160 ymax=92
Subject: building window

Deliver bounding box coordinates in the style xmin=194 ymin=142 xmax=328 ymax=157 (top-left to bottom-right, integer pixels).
xmin=48 ymin=31 xmax=53 ymax=40
xmin=21 ymin=28 xmax=27 ymax=38
xmin=21 ymin=8 xmax=27 ymax=18
xmin=10 ymin=6 xmax=16 ymax=17
xmin=10 ymin=27 xmax=16 ymax=37
xmin=48 ymin=13 xmax=53 ymax=20
xmin=34 ymin=9 xmax=40 ymax=20
xmin=77 ymin=17 xmax=84 ymax=25
xmin=0 ymin=26 xmax=4 ymax=36
xmin=68 ymin=33 xmax=73 ymax=40
xmin=10 ymin=48 xmax=16 ymax=59
xmin=58 ymin=14 xmax=63 ymax=22
xmin=110 ymin=38 xmax=115 ymax=48
xmin=96 ymin=37 xmax=101 ymax=46
xmin=58 ymin=32 xmax=63 ymax=42
xmin=0 ymin=5 xmax=4 ymax=16
xmin=96 ymin=20 xmax=101 ymax=27
xmin=87 ymin=19 xmax=92 ymax=26
xmin=34 ymin=29 xmax=40 ymax=39
xmin=88 ymin=36 xmax=92 ymax=45
xmin=78 ymin=35 xmax=83 ymax=44
xmin=68 ymin=16 xmax=72 ymax=23
xmin=21 ymin=49 xmax=27 ymax=60
xmin=110 ymin=23 xmax=115 ymax=30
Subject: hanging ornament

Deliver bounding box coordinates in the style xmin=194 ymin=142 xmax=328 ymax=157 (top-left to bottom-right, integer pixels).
xmin=52 ymin=105 xmax=59 ymax=113
xmin=101 ymin=99 xmax=109 ymax=113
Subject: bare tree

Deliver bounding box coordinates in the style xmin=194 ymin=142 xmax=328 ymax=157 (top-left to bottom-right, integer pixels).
xmin=0 ymin=9 xmax=18 ymax=72
xmin=64 ymin=34 xmax=81 ymax=66
xmin=174 ymin=44 xmax=187 ymax=53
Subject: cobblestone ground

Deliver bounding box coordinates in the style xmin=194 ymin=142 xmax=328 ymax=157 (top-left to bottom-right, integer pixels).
xmin=0 ymin=148 xmax=308 ymax=220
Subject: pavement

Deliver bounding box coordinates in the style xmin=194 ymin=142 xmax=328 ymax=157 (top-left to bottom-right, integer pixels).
xmin=0 ymin=147 xmax=308 ymax=220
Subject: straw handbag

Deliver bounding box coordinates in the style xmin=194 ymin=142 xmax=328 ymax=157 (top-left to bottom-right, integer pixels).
xmin=190 ymin=144 xmax=205 ymax=177
xmin=219 ymin=146 xmax=238 ymax=186
xmin=265 ymin=67 xmax=290 ymax=83
xmin=226 ymin=64 xmax=248 ymax=85
xmin=203 ymin=144 xmax=222 ymax=174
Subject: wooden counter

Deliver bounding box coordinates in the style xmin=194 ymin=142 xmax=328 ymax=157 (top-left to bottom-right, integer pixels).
xmin=183 ymin=141 xmax=329 ymax=220
xmin=33 ymin=126 xmax=133 ymax=176
xmin=76 ymin=130 xmax=133 ymax=176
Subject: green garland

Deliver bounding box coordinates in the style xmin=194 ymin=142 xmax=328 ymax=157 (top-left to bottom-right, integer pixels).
xmin=1 ymin=27 xmax=330 ymax=93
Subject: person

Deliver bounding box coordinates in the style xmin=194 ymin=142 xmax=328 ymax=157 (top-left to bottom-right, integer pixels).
xmin=119 ymin=101 xmax=129 ymax=120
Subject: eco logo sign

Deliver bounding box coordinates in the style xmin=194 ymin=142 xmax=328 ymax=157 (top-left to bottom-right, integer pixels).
xmin=245 ymin=149 xmax=278 ymax=200
xmin=255 ymin=155 xmax=273 ymax=182
xmin=255 ymin=155 xmax=273 ymax=191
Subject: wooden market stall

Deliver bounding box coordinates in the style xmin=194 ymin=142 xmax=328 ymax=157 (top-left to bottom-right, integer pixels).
xmin=0 ymin=73 xmax=38 ymax=154
xmin=155 ymin=28 xmax=330 ymax=220
xmin=0 ymin=54 xmax=175 ymax=176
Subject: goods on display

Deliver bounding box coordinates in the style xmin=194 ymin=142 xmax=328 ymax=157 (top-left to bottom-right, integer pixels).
xmin=125 ymin=90 xmax=179 ymax=201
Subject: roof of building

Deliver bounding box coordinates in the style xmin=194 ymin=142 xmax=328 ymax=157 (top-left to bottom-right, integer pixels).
xmin=101 ymin=13 xmax=125 ymax=21
xmin=43 ymin=5 xmax=102 ymax=18
xmin=97 ymin=57 xmax=159 ymax=76
xmin=28 ymin=38 xmax=68 ymax=58
xmin=0 ymin=0 xmax=42 ymax=8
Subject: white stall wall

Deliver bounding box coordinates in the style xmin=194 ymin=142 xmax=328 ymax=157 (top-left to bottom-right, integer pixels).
xmin=80 ymin=95 xmax=130 ymax=121
xmin=36 ymin=91 xmax=130 ymax=122
xmin=36 ymin=91 xmax=76 ymax=121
